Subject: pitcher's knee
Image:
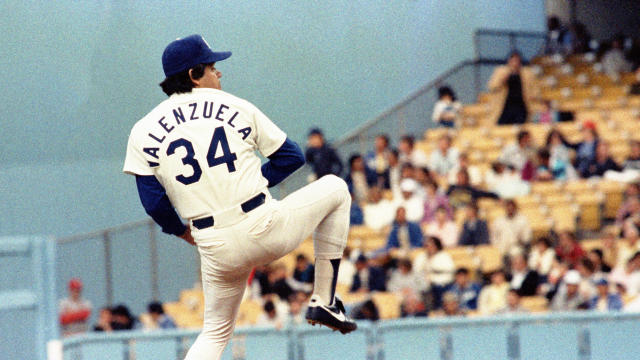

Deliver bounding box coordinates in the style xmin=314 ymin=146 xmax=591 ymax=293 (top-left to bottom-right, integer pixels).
xmin=320 ymin=174 xmax=349 ymax=196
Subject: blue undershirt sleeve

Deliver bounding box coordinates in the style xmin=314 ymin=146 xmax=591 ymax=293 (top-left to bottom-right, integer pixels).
xmin=135 ymin=175 xmax=187 ymax=236
xmin=261 ymin=137 xmax=306 ymax=187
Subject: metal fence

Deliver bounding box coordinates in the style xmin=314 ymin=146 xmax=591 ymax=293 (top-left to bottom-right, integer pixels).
xmin=56 ymin=312 xmax=640 ymax=360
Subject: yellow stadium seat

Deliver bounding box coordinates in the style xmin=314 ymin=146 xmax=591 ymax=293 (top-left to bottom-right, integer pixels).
xmin=598 ymin=181 xmax=626 ymax=219
xmin=520 ymin=296 xmax=549 ymax=313
xmin=575 ymin=193 xmax=602 ymax=231
xmin=236 ymin=300 xmax=263 ymax=326
xmin=445 ymin=246 xmax=478 ymax=271
xmin=580 ymin=238 xmax=603 ymax=252
xmin=475 ymin=245 xmax=503 ymax=274
xmin=372 ymin=292 xmax=402 ymax=319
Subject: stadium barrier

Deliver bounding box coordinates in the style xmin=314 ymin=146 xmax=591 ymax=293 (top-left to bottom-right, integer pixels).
xmin=54 ymin=312 xmax=640 ymax=360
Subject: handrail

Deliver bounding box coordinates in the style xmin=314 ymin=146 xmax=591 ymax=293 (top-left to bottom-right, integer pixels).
xmin=474 ymin=29 xmax=546 ymax=39
xmin=56 ymin=219 xmax=153 ymax=244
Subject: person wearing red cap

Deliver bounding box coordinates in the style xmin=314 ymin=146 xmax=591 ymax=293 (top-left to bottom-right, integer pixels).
xmin=59 ymin=278 xmax=92 ymax=336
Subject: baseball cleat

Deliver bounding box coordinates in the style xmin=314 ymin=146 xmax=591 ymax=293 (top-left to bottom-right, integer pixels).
xmin=305 ymin=295 xmax=357 ymax=334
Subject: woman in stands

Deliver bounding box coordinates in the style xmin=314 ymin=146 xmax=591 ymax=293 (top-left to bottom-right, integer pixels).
xmin=432 ymin=86 xmax=461 ymax=128
xmin=488 ymin=52 xmax=538 ymax=125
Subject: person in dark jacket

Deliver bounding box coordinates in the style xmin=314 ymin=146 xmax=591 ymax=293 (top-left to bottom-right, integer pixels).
xmin=447 ymin=169 xmax=499 ymax=209
xmin=305 ymin=128 xmax=343 ymax=179
xmin=350 ymin=254 xmax=386 ymax=293
xmin=509 ymin=253 xmax=539 ymax=296
xmin=580 ymin=141 xmax=622 ymax=178
xmin=458 ymin=203 xmax=490 ymax=246
xmin=384 ymin=207 xmax=424 ymax=252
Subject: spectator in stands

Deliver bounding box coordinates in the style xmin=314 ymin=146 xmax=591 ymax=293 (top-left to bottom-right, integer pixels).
xmin=388 ymin=259 xmax=428 ymax=295
xmin=458 ymin=202 xmax=489 ymax=246
xmin=447 ymin=169 xmax=499 ymax=209
xmin=398 ymin=135 xmax=429 ymax=168
xmin=305 ymin=128 xmax=343 ymax=181
xmin=551 ymin=270 xmax=588 ymax=311
xmin=431 ymin=86 xmax=461 ymax=128
xmin=429 ymin=134 xmax=459 ymax=178
xmin=616 ymin=189 xmax=640 ymax=228
xmin=623 ymin=141 xmax=640 ymax=171
xmin=491 ymin=200 xmax=532 ymax=256
xmin=256 ymin=300 xmax=285 ymax=329
xmin=110 ymin=304 xmax=138 ymax=331
xmin=438 ymin=292 xmax=466 ymax=317
xmin=528 ymin=237 xmax=556 ymax=279
xmin=383 ymin=207 xmax=424 ymax=255
xmin=287 ymin=292 xmax=308 ymax=325
xmin=546 ymin=129 xmax=577 ymax=179
xmin=601 ymin=229 xmax=620 ymax=271
xmin=509 ymin=253 xmax=540 ymax=296
xmin=447 ymin=152 xmax=482 ymax=187
xmin=422 ymin=179 xmax=453 ymax=223
xmin=337 ymin=247 xmax=356 ymax=289
xmin=588 ymin=249 xmax=612 ymax=274
xmin=496 ymin=289 xmax=528 ymax=315
xmin=574 ymin=121 xmax=600 ymax=177
xmin=563 ymin=22 xmax=591 ymax=54
xmin=617 ymin=220 xmax=640 ymax=269
xmin=534 ymin=100 xmax=560 ymax=124
xmin=588 ymin=277 xmax=623 ymax=311
xmin=350 ymin=254 xmax=386 ymax=293
xmin=535 ymin=148 xmax=570 ymax=181
xmin=346 ymin=153 xmax=375 ymax=203
xmin=400 ymin=290 xmax=429 ymax=317
xmin=351 ymin=299 xmax=380 ymax=321
xmin=608 ymin=252 xmax=640 ymax=297
xmin=575 ymin=259 xmax=598 ymax=300
xmin=267 ymin=264 xmax=294 ymax=301
xmin=544 ymin=16 xmax=567 ymax=55
xmin=93 ymin=307 xmax=113 ymax=332
xmin=365 ymin=134 xmax=392 ymax=188
xmin=499 ymin=130 xmax=535 ymax=173
xmin=423 ymin=206 xmax=459 ymax=248
xmin=291 ymin=254 xmax=314 ymax=293
xmin=556 ymin=231 xmax=586 ymax=267
xmin=446 ymin=268 xmax=482 ymax=311
xmin=362 ymin=186 xmax=397 ymax=232
xmin=580 ymin=142 xmax=621 ymax=178
xmin=486 ymin=162 xmax=531 ymax=199
xmin=478 ymin=270 xmax=510 ymax=315
xmin=388 ymin=149 xmax=402 ymax=198
xmin=414 ymin=236 xmax=456 ymax=305
xmin=350 ymin=193 xmax=364 ymax=226
xmin=488 ymin=51 xmax=538 ymax=125
xmin=59 ymin=278 xmax=92 ymax=336
xmin=396 ymin=178 xmax=425 ymax=223
xmin=601 ymin=35 xmax=633 ymax=76
xmin=147 ymin=302 xmax=177 ymax=329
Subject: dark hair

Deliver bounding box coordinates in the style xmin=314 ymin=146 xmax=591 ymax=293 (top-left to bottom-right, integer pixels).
xmin=517 ymin=130 xmax=530 ymax=143
xmin=264 ymin=300 xmax=275 ymax=313
xmin=428 ymin=236 xmax=443 ymax=251
xmin=508 ymin=51 xmax=522 ymax=61
xmin=467 ymin=202 xmax=479 ymax=214
xmin=590 ymin=248 xmax=604 ymax=260
xmin=390 ymin=148 xmax=399 ymax=158
xmin=545 ymin=129 xmax=570 ymax=148
xmin=536 ymin=237 xmax=552 ymax=248
xmin=348 ymin=153 xmax=363 ymax=168
xmin=456 ymin=268 xmax=469 ymax=276
xmin=296 ymin=254 xmax=308 ymax=262
xmin=398 ymin=258 xmax=412 ymax=270
xmin=400 ymin=135 xmax=415 ymax=147
xmin=537 ymin=148 xmax=551 ymax=161
xmin=438 ymin=86 xmax=457 ymax=101
xmin=580 ymin=258 xmax=595 ymax=273
xmin=159 ymin=63 xmax=210 ymax=96
xmin=376 ymin=134 xmax=390 ymax=146
xmin=147 ymin=301 xmax=165 ymax=315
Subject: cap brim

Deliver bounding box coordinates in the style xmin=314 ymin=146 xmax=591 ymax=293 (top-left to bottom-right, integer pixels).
xmin=203 ymin=51 xmax=232 ymax=64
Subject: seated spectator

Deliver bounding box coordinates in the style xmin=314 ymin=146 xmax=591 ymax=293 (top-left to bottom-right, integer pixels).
xmin=414 ymin=236 xmax=456 ymax=300
xmin=398 ymin=135 xmax=429 ymax=168
xmin=544 ymin=16 xmax=567 ymax=55
xmin=580 ymin=142 xmax=622 ymax=178
xmin=362 ymin=186 xmax=397 ymax=232
xmin=59 ymin=278 xmax=92 ymax=336
xmin=110 ymin=304 xmax=138 ymax=331
xmin=575 ymin=258 xmax=598 ymax=300
xmin=488 ymin=52 xmax=539 ymax=125
xmin=563 ymin=22 xmax=591 ymax=54
xmin=535 ymin=148 xmax=571 ymax=181
xmin=447 ymin=169 xmax=499 ymax=209
xmin=547 ymin=129 xmax=578 ymax=179
xmin=256 ymin=300 xmax=286 ymax=329
xmin=555 ymin=231 xmax=586 ymax=267
xmin=509 ymin=253 xmax=540 ymax=296
xmin=146 ymin=302 xmax=177 ymax=329
xmin=601 ymin=36 xmax=633 ymax=76
xmin=93 ymin=307 xmax=112 ymax=332
xmin=588 ymin=278 xmax=623 ymax=311
xmin=423 ymin=206 xmax=459 ymax=248
xmin=587 ymin=249 xmax=612 ymax=274
xmin=616 ymin=184 xmax=640 ymax=227
xmin=431 ymin=85 xmax=461 ymax=128
xmin=346 ymin=154 xmax=375 ymax=203
xmin=429 ymin=134 xmax=459 ymax=179
xmin=551 ymin=270 xmax=589 ymax=311
xmin=388 ymin=149 xmax=402 ymax=197
xmin=438 ymin=292 xmax=466 ymax=317
xmin=478 ymin=270 xmax=510 ymax=315
xmin=458 ymin=203 xmax=490 ymax=246
xmin=337 ymin=247 xmax=356 ymax=289
xmin=350 ymin=193 xmax=364 ymax=226
xmin=446 ymin=268 xmax=482 ymax=311
xmin=287 ymin=292 xmax=308 ymax=325
xmin=617 ymin=221 xmax=640 ymax=269
xmin=388 ymin=259 xmax=428 ymax=295
xmin=400 ymin=290 xmax=428 ymax=317
xmin=499 ymin=130 xmax=535 ymax=173
xmin=574 ymin=122 xmax=600 ymax=176
xmin=350 ymin=254 xmax=386 ymax=293
xmin=351 ymin=299 xmax=380 ymax=321
xmin=609 ymin=252 xmax=640 ymax=297
xmin=422 ymin=179 xmax=453 ymax=223
xmin=486 ymin=162 xmax=531 ymax=198
xmin=447 ymin=152 xmax=482 ymax=187
xmin=305 ymin=127 xmax=343 ymax=181
xmin=365 ymin=134 xmax=391 ymax=188
xmin=396 ymin=178 xmax=425 ymax=223
xmin=291 ymin=254 xmax=314 ymax=293
xmin=491 ymin=200 xmax=532 ymax=256
xmin=496 ymin=289 xmax=529 ymax=314
xmin=528 ymin=237 xmax=556 ymax=278
xmin=534 ymin=100 xmax=560 ymax=124
xmin=267 ymin=264 xmax=295 ymax=301
xmin=623 ymin=141 xmax=640 ymax=171
xmin=383 ymin=207 xmax=424 ymax=254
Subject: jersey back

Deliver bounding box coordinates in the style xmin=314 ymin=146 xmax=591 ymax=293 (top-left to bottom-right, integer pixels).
xmin=123 ymin=88 xmax=286 ymax=220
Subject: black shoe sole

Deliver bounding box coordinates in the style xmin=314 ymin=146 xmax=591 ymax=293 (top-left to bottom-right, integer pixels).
xmin=306 ymin=318 xmax=357 ymax=334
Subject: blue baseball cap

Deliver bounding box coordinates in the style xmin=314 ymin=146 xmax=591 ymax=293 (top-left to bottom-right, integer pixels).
xmin=162 ymin=34 xmax=231 ymax=77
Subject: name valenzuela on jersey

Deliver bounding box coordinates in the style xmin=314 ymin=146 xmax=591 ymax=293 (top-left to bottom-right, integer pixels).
xmin=142 ymin=101 xmax=251 ymax=160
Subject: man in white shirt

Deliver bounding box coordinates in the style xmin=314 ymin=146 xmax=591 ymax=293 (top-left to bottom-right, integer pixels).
xmin=491 ymin=200 xmax=532 ymax=255
xmin=363 ymin=187 xmax=397 ymax=231
xmin=396 ymin=178 xmax=425 ymax=223
xmin=499 ymin=130 xmax=534 ymax=172
xmin=430 ymin=134 xmax=459 ymax=177
xmin=399 ymin=135 xmax=429 ymax=168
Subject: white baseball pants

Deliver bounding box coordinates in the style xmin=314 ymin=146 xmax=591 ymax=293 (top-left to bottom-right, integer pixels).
xmin=184 ymin=175 xmax=350 ymax=360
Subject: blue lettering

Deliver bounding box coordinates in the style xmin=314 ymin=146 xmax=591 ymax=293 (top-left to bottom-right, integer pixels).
xmin=158 ymin=116 xmax=174 ymax=133
xmin=148 ymin=132 xmax=166 ymax=144
xmin=189 ymin=103 xmax=199 ymax=120
xmin=238 ymin=127 xmax=251 ymax=140
xmin=173 ymin=107 xmax=186 ymax=124
xmin=216 ymin=104 xmax=228 ymax=122
xmin=202 ymin=101 xmax=213 ymax=118
xmin=227 ymin=111 xmax=239 ymax=128
xmin=143 ymin=147 xmax=160 ymax=159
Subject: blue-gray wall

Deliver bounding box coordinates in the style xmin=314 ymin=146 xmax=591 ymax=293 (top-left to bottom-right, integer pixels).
xmin=1 ymin=0 xmax=544 ymax=311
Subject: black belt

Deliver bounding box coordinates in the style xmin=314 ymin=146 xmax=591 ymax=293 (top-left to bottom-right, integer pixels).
xmin=192 ymin=193 xmax=266 ymax=230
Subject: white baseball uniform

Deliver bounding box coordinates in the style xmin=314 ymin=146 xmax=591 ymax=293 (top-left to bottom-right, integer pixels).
xmin=124 ymin=88 xmax=350 ymax=360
